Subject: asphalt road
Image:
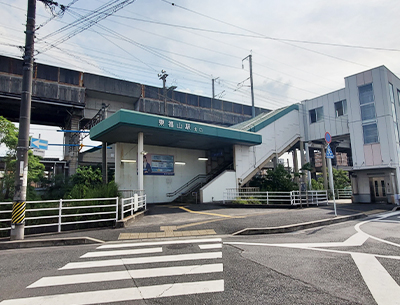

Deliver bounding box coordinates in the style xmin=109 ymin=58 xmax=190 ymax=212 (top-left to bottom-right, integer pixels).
xmin=1 ymin=209 xmax=399 ymax=305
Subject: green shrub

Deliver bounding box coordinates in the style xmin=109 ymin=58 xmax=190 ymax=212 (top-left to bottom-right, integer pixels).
xmin=233 ymin=196 xmax=261 ymax=205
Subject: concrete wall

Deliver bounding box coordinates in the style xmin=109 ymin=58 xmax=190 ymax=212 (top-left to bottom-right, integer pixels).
xmin=303 ymin=88 xmax=348 ymax=141
xmin=200 ymin=170 xmax=236 ymax=203
xmin=115 ymin=143 xmax=207 ymax=203
xmin=346 ymin=67 xmax=400 ymax=171
xmin=234 ymin=109 xmax=301 ymax=184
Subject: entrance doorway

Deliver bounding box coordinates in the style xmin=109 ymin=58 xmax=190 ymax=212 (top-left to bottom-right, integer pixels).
xmin=369 ymin=177 xmax=387 ymax=203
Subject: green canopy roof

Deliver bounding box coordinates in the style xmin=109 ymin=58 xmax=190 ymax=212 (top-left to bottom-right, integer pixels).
xmin=90 ymin=109 xmax=262 ymax=150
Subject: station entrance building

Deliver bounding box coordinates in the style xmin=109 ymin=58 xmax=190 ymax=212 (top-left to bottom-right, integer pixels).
xmin=91 ymin=65 xmax=400 ymax=205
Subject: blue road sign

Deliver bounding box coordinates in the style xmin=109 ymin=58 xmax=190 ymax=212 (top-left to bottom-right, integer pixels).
xmin=30 ymin=138 xmax=48 ymax=150
xmin=326 ymin=144 xmax=334 ymax=159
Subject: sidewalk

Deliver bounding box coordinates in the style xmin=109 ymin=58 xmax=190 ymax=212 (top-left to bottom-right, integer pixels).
xmin=1 ymin=201 xmax=398 ymax=249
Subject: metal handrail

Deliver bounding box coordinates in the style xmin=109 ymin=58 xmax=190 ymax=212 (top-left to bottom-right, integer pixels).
xmin=166 ymin=174 xmax=208 ymax=197
xmin=167 ymin=161 xmax=234 ymax=198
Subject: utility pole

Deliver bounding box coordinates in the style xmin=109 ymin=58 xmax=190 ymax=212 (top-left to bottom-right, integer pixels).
xmin=158 ymin=70 xmax=168 ymax=115
xmin=10 ymin=0 xmax=37 ymax=240
xmin=242 ymin=54 xmax=255 ymax=118
xmin=212 ymin=77 xmax=219 ymax=98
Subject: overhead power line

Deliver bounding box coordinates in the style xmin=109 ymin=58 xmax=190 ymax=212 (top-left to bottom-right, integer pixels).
xmin=36 ymin=0 xmax=137 ymax=54
xmin=83 ymin=12 xmax=400 ymax=53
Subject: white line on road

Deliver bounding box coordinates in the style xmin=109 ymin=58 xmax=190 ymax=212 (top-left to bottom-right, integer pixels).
xmin=352 ymin=253 xmax=400 ymax=305
xmin=59 ymin=252 xmax=223 ymax=270
xmin=80 ymin=247 xmax=162 ymax=258
xmin=199 ymin=244 xmax=222 ymax=249
xmin=97 ymin=238 xmax=222 ymax=249
xmin=28 ymin=263 xmax=223 ymax=288
xmin=1 ymin=280 xmax=225 ymax=305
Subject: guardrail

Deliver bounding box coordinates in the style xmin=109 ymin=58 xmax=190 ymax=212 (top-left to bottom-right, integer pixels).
xmin=223 ymin=190 xmax=328 ymax=206
xmin=336 ymin=189 xmax=352 ymax=199
xmin=0 ymin=197 xmax=119 ymax=234
xmin=291 ymin=190 xmax=328 ymax=206
xmin=166 ymin=174 xmax=208 ymax=197
xmin=121 ymin=193 xmax=147 ymax=219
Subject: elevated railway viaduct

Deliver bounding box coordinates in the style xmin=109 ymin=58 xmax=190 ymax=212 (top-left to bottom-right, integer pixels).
xmin=0 ymin=55 xmax=269 ymax=175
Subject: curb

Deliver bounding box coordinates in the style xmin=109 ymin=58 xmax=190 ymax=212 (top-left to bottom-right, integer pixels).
xmin=115 ymin=209 xmax=148 ymax=228
xmin=0 ymin=237 xmax=104 ymax=250
xmin=232 ymin=213 xmax=367 ymax=235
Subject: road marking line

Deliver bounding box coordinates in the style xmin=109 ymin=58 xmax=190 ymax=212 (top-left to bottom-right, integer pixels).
xmin=179 ymin=206 xmax=244 ymax=218
xmin=224 ymin=242 xmax=400 ymax=260
xmin=80 ymin=247 xmax=162 ymax=258
xmin=98 ymin=238 xmax=222 ymax=249
xmin=199 ymin=244 xmax=222 ymax=249
xmin=28 ymin=263 xmax=223 ymax=288
xmin=60 ymin=252 xmax=223 ymax=270
xmin=1 ymin=280 xmax=224 ymax=305
xmin=118 ymin=230 xmax=217 ymax=239
xmin=352 ymin=253 xmax=400 ymax=305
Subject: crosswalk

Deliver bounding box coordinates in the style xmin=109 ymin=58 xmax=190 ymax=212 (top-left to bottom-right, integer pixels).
xmin=0 ymin=238 xmax=224 ymax=305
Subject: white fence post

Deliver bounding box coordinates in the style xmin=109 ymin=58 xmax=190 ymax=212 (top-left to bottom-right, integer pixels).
xmin=120 ymin=198 xmax=124 ymax=220
xmin=134 ymin=193 xmax=138 ymax=212
xmin=58 ymin=199 xmax=62 ymax=233
xmin=115 ymin=197 xmax=119 ymax=221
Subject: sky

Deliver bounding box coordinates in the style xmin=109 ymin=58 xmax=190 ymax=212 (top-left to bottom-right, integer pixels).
xmin=1 ymin=0 xmax=400 ymax=158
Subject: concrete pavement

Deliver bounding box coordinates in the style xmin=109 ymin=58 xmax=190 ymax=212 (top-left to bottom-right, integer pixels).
xmin=0 ymin=200 xmax=398 ymax=249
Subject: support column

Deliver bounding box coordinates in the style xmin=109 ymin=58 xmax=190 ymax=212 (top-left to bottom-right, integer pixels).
xmin=273 ymin=153 xmax=278 ymax=169
xmin=293 ymin=149 xmax=299 ymax=184
xmin=102 ymin=141 xmax=108 ymax=184
xmin=138 ymin=132 xmax=144 ymax=191
xmin=299 ymin=141 xmax=306 ymax=183
xmin=64 ymin=112 xmax=81 ymax=176
xmin=305 ymin=142 xmax=312 ymax=187
xmin=321 ymin=146 xmax=328 ymax=190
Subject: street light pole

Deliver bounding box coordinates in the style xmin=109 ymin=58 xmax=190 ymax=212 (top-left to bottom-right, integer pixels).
xmin=11 ymin=0 xmax=37 ymax=240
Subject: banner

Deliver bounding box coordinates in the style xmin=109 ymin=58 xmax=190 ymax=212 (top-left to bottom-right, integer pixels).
xmin=144 ymin=154 xmax=174 ymax=175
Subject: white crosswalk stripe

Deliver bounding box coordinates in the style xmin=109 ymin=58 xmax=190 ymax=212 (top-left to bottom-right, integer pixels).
xmin=80 ymin=247 xmax=162 ymax=258
xmin=0 ymin=238 xmax=224 ymax=304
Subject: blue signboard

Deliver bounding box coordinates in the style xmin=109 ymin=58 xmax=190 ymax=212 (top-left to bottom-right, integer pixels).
xmin=30 ymin=138 xmax=48 ymax=150
xmin=144 ymin=154 xmax=174 ymax=176
xmin=326 ymin=145 xmax=334 ymax=159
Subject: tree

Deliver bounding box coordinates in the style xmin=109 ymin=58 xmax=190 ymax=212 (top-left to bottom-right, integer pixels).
xmin=310 ymin=168 xmax=350 ymax=190
xmin=0 ymin=116 xmax=44 ymax=201
xmin=332 ymin=168 xmax=351 ymax=189
xmin=249 ymin=164 xmax=298 ymax=191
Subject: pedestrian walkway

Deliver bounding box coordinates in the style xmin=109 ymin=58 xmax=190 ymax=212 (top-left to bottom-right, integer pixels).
xmin=0 ymin=238 xmax=224 ymax=304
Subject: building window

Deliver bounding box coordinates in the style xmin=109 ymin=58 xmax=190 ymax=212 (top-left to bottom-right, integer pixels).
xmin=360 ymin=103 xmax=376 ymax=121
xmin=389 ymin=83 xmax=395 ymax=103
xmin=334 ymin=100 xmax=347 ymax=117
xmin=309 ymin=107 xmax=323 ymax=124
xmin=359 ymin=83 xmax=374 ymax=105
xmin=359 ymin=83 xmax=379 ymax=144
xmin=389 ymin=83 xmax=400 ymax=142
xmin=362 ymin=123 xmax=379 ymax=144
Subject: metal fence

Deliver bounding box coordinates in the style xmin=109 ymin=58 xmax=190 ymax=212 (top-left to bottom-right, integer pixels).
xmin=0 ymin=196 xmax=131 ymax=235
xmin=223 ymin=189 xmax=328 ymax=206
xmin=121 ymin=193 xmax=147 ymax=219
xmin=336 ymin=189 xmax=352 ymax=199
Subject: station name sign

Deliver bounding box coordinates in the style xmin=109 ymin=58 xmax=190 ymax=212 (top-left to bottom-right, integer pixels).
xmin=158 ymin=118 xmax=204 ymax=134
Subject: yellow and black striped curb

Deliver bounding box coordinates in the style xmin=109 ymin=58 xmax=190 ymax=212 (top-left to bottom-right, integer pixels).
xmin=11 ymin=201 xmax=26 ymax=224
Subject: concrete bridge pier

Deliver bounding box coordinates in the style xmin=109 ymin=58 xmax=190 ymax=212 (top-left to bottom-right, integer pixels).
xmin=64 ymin=110 xmax=82 ymax=176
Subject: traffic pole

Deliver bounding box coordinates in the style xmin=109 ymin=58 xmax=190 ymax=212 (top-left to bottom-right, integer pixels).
xmin=327 ymin=155 xmax=337 ymax=217
xmin=10 ymin=0 xmax=36 ymax=240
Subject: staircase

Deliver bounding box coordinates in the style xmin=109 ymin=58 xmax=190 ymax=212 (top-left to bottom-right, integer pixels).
xmin=200 ymin=104 xmax=301 ymax=202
